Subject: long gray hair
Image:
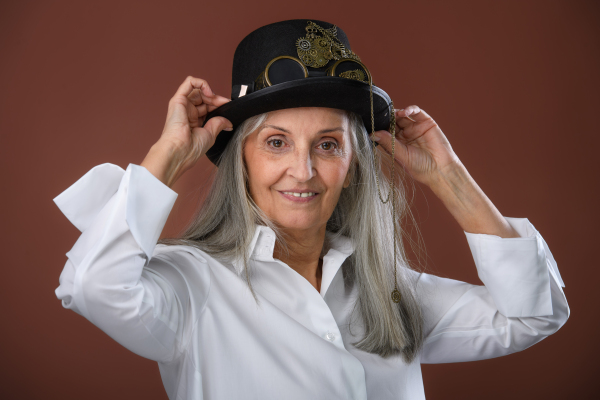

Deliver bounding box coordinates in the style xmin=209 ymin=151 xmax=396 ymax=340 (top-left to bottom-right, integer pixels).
xmin=159 ymin=110 xmax=425 ymax=363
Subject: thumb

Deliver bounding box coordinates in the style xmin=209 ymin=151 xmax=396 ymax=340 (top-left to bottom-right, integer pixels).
xmin=203 ymin=116 xmax=234 ymax=139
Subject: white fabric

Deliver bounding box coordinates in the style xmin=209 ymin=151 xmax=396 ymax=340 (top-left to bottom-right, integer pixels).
xmin=54 ymin=163 xmax=569 ymax=400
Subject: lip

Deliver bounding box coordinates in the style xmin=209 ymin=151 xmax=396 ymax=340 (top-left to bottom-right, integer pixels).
xmin=277 ymin=189 xmax=320 ymax=203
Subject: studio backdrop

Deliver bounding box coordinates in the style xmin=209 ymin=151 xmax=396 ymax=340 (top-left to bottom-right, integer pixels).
xmin=1 ymin=0 xmax=598 ymax=399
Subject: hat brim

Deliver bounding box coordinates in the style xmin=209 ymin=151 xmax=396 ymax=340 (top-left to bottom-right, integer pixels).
xmin=202 ymin=77 xmax=392 ymax=165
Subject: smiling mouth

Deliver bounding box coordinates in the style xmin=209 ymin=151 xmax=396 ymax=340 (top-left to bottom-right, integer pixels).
xmin=281 ymin=191 xmax=317 ymax=198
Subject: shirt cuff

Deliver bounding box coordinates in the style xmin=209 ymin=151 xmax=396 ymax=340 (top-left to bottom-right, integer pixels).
xmin=464 ymin=217 xmax=564 ymax=318
xmin=53 ymin=163 xmax=125 ymax=232
xmin=53 ymin=163 xmax=178 ymax=264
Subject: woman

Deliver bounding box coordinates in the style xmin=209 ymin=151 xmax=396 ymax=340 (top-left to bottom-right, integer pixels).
xmin=54 ymin=20 xmax=568 ymax=399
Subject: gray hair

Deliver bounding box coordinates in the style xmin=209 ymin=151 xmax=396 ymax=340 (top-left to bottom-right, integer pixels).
xmin=159 ymin=110 xmax=425 ymax=363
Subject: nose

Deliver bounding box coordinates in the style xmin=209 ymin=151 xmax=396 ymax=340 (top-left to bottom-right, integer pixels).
xmin=287 ymin=147 xmax=315 ymax=182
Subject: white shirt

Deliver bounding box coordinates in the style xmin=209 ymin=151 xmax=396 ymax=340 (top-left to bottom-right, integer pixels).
xmin=54 ymin=163 xmax=569 ymax=400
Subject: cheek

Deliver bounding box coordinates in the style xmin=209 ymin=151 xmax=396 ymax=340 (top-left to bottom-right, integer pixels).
xmin=244 ymin=144 xmax=267 ymax=198
xmin=246 ymin=159 xmax=279 ymax=200
xmin=321 ymin=163 xmax=352 ymax=197
xmin=317 ymin=167 xmax=349 ymax=218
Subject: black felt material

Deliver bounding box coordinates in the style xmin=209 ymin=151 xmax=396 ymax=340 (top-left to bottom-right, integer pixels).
xmin=231 ymin=19 xmax=350 ymax=89
xmin=202 ymin=19 xmax=392 ymax=165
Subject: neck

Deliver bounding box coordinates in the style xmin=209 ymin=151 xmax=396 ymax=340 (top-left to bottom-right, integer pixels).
xmin=273 ymin=225 xmax=327 ymax=292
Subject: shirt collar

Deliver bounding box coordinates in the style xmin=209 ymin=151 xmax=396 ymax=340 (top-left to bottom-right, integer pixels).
xmin=249 ymin=224 xmax=354 ymax=298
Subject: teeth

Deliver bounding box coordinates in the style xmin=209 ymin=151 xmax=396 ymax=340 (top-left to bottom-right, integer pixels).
xmin=283 ymin=192 xmax=315 ymax=197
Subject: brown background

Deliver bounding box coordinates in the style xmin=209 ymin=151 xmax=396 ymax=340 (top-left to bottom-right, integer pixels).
xmin=1 ymin=0 xmax=598 ymax=398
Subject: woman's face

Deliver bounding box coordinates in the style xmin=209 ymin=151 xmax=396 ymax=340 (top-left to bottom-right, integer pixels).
xmin=243 ymin=107 xmax=353 ymax=233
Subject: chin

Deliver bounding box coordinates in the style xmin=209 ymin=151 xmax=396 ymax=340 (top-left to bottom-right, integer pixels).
xmin=272 ymin=215 xmax=323 ymax=232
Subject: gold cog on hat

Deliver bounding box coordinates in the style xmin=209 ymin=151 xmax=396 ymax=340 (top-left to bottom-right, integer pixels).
xmin=297 ymin=38 xmax=311 ymax=51
xmin=296 ymin=21 xmax=362 ymax=68
xmin=299 ymin=53 xmax=314 ymax=66
xmin=339 ymin=69 xmax=367 ymax=83
xmin=306 ymin=25 xmax=318 ymax=38
xmin=296 ymin=22 xmax=337 ymax=68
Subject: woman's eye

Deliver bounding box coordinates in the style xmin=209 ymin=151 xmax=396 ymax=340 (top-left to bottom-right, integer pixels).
xmin=320 ymin=141 xmax=337 ymax=151
xmin=268 ymin=139 xmax=283 ymax=148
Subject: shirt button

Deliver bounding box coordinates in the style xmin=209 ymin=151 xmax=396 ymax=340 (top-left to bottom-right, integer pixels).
xmin=324 ymin=331 xmax=336 ymax=342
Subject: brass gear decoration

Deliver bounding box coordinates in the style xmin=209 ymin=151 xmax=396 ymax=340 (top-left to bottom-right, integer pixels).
xmin=296 ymin=21 xmax=361 ymax=68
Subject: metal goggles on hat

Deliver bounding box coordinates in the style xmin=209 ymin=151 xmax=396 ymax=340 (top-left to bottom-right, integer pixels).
xmin=253 ymin=21 xmax=372 ymax=91
xmin=250 ymin=21 xmax=402 ymax=305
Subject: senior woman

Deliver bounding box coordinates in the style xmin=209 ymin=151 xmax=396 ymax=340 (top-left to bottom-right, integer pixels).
xmin=54 ymin=20 xmax=568 ymax=399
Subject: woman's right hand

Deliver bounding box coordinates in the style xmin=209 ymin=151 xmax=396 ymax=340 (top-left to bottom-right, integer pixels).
xmin=141 ymin=76 xmax=232 ymax=188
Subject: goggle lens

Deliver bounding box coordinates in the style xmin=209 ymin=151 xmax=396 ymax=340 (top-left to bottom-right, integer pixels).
xmin=329 ymin=60 xmax=371 ymax=84
xmin=266 ymin=57 xmax=308 ymax=85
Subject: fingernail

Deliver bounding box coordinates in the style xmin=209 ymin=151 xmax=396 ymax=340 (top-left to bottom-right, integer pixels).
xmin=223 ymin=127 xmax=233 ymax=131
xmin=371 ymin=133 xmax=381 ymax=142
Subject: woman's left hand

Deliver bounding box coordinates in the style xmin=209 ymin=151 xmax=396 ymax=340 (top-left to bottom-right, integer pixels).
xmin=373 ymin=106 xmax=520 ymax=238
xmin=371 ymin=106 xmax=460 ymax=187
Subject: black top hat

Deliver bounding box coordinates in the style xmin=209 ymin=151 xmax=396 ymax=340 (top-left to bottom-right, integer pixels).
xmin=202 ymin=19 xmax=392 ymax=165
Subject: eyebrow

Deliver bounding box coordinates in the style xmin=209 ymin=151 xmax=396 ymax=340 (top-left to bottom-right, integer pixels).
xmin=259 ymin=124 xmax=345 ymax=135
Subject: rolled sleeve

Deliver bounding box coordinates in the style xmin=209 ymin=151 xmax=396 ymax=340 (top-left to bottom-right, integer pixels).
xmin=53 ymin=163 xmax=193 ymax=363
xmin=464 ymin=217 xmax=562 ymax=318
xmin=126 ymin=163 xmax=178 ymax=265
xmin=53 ymin=163 xmax=178 ymax=265
xmin=420 ymin=216 xmax=569 ymax=364
xmin=53 ymin=163 xmax=125 ymax=233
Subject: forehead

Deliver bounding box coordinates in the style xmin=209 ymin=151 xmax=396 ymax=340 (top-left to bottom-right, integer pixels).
xmin=261 ymin=107 xmax=349 ymax=131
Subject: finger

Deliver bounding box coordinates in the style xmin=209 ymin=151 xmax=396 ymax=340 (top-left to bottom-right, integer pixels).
xmin=371 ymin=130 xmax=409 ymax=167
xmin=195 ymin=96 xmax=230 ymax=120
xmin=187 ymin=101 xmax=200 ymax=127
xmin=187 ymin=95 xmax=229 ymax=126
xmin=196 ymin=104 xmax=208 ymax=126
xmin=196 ymin=103 xmax=208 ymax=116
xmin=393 ymin=108 xmax=421 ymax=130
xmin=188 ymin=87 xmax=231 ymax=107
xmin=202 ymin=116 xmax=234 ymax=142
xmin=167 ymin=78 xmax=214 ymax=118
xmin=395 ymin=106 xmax=433 ymax=124
xmin=188 ymin=88 xmax=204 ymax=106
xmin=175 ymin=76 xmax=214 ymax=99
xmin=194 ymin=93 xmax=231 ymax=111
xmin=188 ymin=94 xmax=231 ymax=127
xmin=205 ymin=94 xmax=231 ymax=108
xmin=395 ymin=110 xmax=415 ymax=129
